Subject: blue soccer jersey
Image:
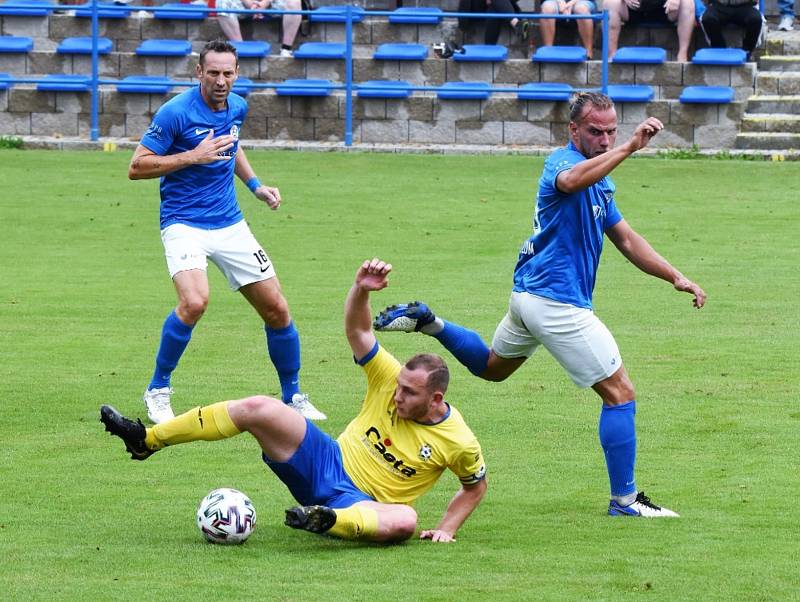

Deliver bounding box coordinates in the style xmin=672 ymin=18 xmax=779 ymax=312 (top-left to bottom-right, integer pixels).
xmin=140 ymin=85 xmax=248 ymax=230
xmin=513 ymin=141 xmax=623 ymax=310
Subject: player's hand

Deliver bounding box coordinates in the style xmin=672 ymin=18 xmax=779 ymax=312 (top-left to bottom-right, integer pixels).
xmin=627 ymin=117 xmax=663 ymax=152
xmin=255 ymin=185 xmax=281 ymax=209
xmin=624 ymin=0 xmax=641 ymax=9
xmin=673 ymin=276 xmax=707 ymax=309
xmin=420 ymin=529 xmax=456 ymax=543
xmin=355 ymin=258 xmax=392 ymax=292
xmin=193 ymin=130 xmax=235 ymax=164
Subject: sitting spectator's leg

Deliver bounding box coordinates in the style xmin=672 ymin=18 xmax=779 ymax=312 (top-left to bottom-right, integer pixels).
xmin=603 ymin=0 xmax=628 ymax=59
xmin=778 ymin=0 xmax=794 ymax=31
xmin=699 ymin=4 xmax=728 ymax=49
xmin=485 ymin=0 xmax=522 ymax=44
xmin=665 ymin=0 xmax=695 ymax=63
xmin=739 ymin=5 xmax=764 ymax=57
xmin=539 ymin=0 xmax=560 ymax=47
xmin=278 ymin=0 xmax=302 ymax=54
xmin=574 ymin=0 xmax=596 ymax=59
xmin=217 ymin=0 xmax=246 ymax=42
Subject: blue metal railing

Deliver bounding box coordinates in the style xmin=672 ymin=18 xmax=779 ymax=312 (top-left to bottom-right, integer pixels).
xmin=0 ymin=2 xmax=612 ymax=145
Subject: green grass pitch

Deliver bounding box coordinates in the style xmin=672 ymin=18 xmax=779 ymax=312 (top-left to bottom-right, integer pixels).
xmin=1 ymin=149 xmax=798 ymax=600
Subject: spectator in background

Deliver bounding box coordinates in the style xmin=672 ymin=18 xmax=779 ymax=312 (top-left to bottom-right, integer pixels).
xmin=699 ymin=0 xmax=763 ymax=61
xmin=217 ymin=0 xmax=302 ymax=57
xmin=457 ymin=0 xmax=530 ymax=45
xmin=539 ymin=0 xmax=597 ymax=59
xmin=777 ymin=0 xmax=794 ymax=30
xmin=604 ymin=0 xmax=695 ymax=62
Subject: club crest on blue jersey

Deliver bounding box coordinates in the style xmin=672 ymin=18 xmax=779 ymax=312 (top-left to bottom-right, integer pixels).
xmin=230 ymin=124 xmax=239 ymax=139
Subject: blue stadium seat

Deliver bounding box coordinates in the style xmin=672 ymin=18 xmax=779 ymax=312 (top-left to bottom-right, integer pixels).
xmin=612 ymin=46 xmax=666 ymax=64
xmin=37 ymin=74 xmax=90 ymax=92
xmin=607 ymin=84 xmax=655 ymax=102
xmin=116 ymin=75 xmax=174 ymax=94
xmin=691 ymin=48 xmax=746 ymax=65
xmin=294 ymin=42 xmax=346 ymax=60
xmin=679 ymin=86 xmax=734 ymax=103
xmin=154 ymin=3 xmax=206 ymax=19
xmin=231 ymin=40 xmax=271 ymax=58
xmin=357 ymin=80 xmax=412 ymax=99
xmin=388 ymin=7 xmax=443 ymax=24
xmin=373 ymin=43 xmax=428 ymax=61
xmin=74 ymin=2 xmax=132 ymax=18
xmin=0 ymin=72 xmax=11 ymax=91
xmin=517 ymin=82 xmax=573 ymax=101
xmin=275 ymin=78 xmax=333 ymax=96
xmin=453 ymin=45 xmax=508 ymax=62
xmin=135 ymin=39 xmax=192 ymax=57
xmin=437 ymin=81 xmax=492 ymax=100
xmin=532 ymin=46 xmax=587 ymax=63
xmin=0 ymin=36 xmax=34 ymax=53
xmin=57 ymin=37 xmax=113 ymax=55
xmin=310 ymin=6 xmax=365 ymax=23
xmin=232 ymin=76 xmax=253 ymax=97
xmin=0 ymin=0 xmax=52 ymax=16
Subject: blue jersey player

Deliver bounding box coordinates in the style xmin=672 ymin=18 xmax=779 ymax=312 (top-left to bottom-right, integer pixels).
xmin=375 ymin=92 xmax=706 ymax=518
xmin=128 ymin=40 xmax=325 ymax=424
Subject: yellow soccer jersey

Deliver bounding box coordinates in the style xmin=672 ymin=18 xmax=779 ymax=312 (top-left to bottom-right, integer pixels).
xmin=338 ymin=345 xmax=486 ymax=505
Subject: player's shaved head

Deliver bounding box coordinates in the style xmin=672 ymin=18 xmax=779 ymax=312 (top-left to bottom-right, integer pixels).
xmin=199 ymin=39 xmax=239 ymax=66
xmin=569 ymin=92 xmax=614 ymax=125
xmin=405 ymin=354 xmax=450 ymax=394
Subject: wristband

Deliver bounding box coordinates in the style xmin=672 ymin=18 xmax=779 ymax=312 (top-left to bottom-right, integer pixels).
xmin=246 ymin=177 xmax=261 ymax=193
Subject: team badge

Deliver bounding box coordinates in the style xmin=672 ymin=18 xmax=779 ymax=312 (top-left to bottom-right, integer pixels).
xmin=418 ymin=444 xmax=432 ymax=461
xmin=230 ymin=124 xmax=239 ymax=139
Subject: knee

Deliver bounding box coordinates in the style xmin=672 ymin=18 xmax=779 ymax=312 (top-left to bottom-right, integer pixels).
xmin=574 ymin=3 xmax=591 ymax=15
xmin=286 ymin=0 xmax=301 ymax=8
xmin=389 ymin=507 xmax=418 ymax=542
xmin=232 ymin=395 xmax=284 ymax=427
xmin=261 ymin=296 xmax=291 ymax=327
xmin=178 ymin=295 xmax=208 ymax=323
xmin=541 ymin=2 xmax=557 ymax=15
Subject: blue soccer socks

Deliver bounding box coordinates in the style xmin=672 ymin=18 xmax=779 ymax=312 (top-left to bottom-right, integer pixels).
xmin=432 ymin=321 xmax=490 ymax=377
xmin=148 ymin=311 xmax=194 ymax=390
xmin=266 ymin=321 xmax=301 ymax=403
xmin=598 ymin=400 xmax=637 ymax=498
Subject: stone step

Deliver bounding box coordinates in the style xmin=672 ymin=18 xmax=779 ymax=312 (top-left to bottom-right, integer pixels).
xmin=745 ymin=94 xmax=800 ymax=112
xmin=757 ymin=56 xmax=800 ymax=71
xmin=766 ymin=32 xmax=800 ymax=56
xmin=735 ymin=132 xmax=800 ymax=149
xmin=756 ymin=71 xmax=800 ymax=94
xmin=740 ymin=113 xmax=800 ymax=133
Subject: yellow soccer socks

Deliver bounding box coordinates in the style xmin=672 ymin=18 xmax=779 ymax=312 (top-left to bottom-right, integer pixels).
xmin=145 ymin=401 xmax=241 ymax=450
xmin=327 ymin=505 xmax=379 ymax=540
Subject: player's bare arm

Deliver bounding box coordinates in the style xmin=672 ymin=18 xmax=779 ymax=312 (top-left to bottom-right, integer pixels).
xmin=606 ymin=219 xmax=707 ymax=308
xmin=420 ymin=479 xmax=487 ymax=543
xmin=128 ymin=131 xmax=235 ymax=180
xmin=234 ymin=147 xmax=282 ymax=210
xmin=345 ymin=258 xmax=392 ymax=359
xmin=557 ymin=117 xmax=664 ymax=194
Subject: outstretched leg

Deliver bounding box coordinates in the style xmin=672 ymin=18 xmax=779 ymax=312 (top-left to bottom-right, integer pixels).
xmin=285 ymin=501 xmax=417 ymax=543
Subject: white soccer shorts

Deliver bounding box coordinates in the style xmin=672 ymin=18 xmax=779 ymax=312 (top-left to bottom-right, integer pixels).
xmin=491 ymin=291 xmax=622 ymax=388
xmin=160 ymin=220 xmax=276 ymax=291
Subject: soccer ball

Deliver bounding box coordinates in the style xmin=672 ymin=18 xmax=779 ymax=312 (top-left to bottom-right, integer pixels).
xmin=196 ymin=488 xmax=257 ymax=544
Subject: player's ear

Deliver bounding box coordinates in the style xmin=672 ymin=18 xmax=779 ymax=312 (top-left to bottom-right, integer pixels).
xmin=195 ymin=62 xmax=202 ymax=79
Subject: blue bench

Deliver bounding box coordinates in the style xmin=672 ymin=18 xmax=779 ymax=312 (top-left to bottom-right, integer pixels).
xmin=0 ymin=72 xmax=11 ymax=91
xmin=691 ymin=48 xmax=746 ymax=65
xmin=310 ymin=6 xmax=365 ymax=23
xmin=437 ymin=81 xmax=492 ymax=100
xmin=0 ymin=0 xmax=52 ymax=16
xmin=517 ymin=82 xmax=573 ymax=101
xmin=612 ymin=46 xmax=666 ymax=64
xmin=231 ymin=40 xmax=271 ymax=58
xmin=232 ymin=76 xmax=253 ymax=97
xmin=116 ymin=75 xmax=174 ymax=94
xmin=57 ymin=37 xmax=113 ymax=55
xmin=607 ymin=84 xmax=655 ymax=102
xmin=532 ymin=46 xmax=587 ymax=63
xmin=154 ymin=3 xmax=206 ymax=19
xmin=388 ymin=7 xmax=443 ymax=25
xmin=453 ymin=44 xmax=508 ymax=62
xmin=373 ymin=43 xmax=428 ymax=61
xmin=0 ymin=36 xmax=34 ymax=53
xmin=275 ymin=78 xmax=333 ymax=96
xmin=136 ymin=40 xmax=192 ymax=57
xmin=74 ymin=2 xmax=132 ymax=18
xmin=37 ymin=74 xmax=90 ymax=92
xmin=679 ymin=86 xmax=734 ymax=103
xmin=294 ymin=42 xmax=346 ymax=60
xmin=357 ymin=80 xmax=412 ymax=99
